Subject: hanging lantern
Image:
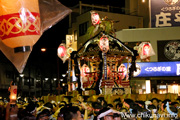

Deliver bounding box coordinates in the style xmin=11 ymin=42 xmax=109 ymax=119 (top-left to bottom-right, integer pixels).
xmin=80 ymin=64 xmax=90 ymax=82
xmin=57 ymin=43 xmax=69 ymax=63
xmin=91 ymin=11 xmax=100 ymax=26
xmin=118 ymin=64 xmax=127 ymax=80
xmin=0 ymin=0 xmax=41 ymax=53
xmin=138 ymin=42 xmax=155 ymax=59
xmin=99 ymin=35 xmax=109 ymax=53
xmin=143 ymin=43 xmax=150 ymax=55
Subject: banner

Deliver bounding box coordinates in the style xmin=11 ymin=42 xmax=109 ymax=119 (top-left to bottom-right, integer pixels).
xmin=150 ymin=0 xmax=180 ymax=27
xmin=124 ymin=61 xmax=180 ymax=77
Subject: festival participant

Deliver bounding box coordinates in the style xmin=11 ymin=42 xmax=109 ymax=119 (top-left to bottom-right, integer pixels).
xmin=151 ymin=98 xmax=160 ymax=110
xmin=61 ymin=106 xmax=83 ymax=120
xmin=21 ymin=102 xmax=37 ymax=120
xmin=36 ymin=109 xmax=50 ymax=120
xmin=5 ymin=102 xmax=19 ymax=120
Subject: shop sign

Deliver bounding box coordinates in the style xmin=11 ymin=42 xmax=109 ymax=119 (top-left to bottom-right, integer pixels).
xmin=150 ymin=0 xmax=180 ymax=27
xmin=124 ymin=61 xmax=180 ymax=77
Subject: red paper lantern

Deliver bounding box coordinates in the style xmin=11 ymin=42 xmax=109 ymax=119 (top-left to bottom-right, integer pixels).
xmin=10 ymin=85 xmax=17 ymax=101
xmin=57 ymin=44 xmax=66 ymax=58
xmin=143 ymin=43 xmax=150 ymax=55
xmin=91 ymin=11 xmax=100 ymax=26
xmin=81 ymin=64 xmax=90 ymax=77
xmin=99 ymin=35 xmax=109 ymax=53
xmin=57 ymin=43 xmax=69 ymax=63
xmin=0 ymin=0 xmax=41 ymax=52
xmin=118 ymin=64 xmax=127 ymax=80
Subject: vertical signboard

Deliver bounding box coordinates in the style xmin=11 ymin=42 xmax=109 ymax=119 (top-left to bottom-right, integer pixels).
xmin=150 ymin=0 xmax=180 ymax=27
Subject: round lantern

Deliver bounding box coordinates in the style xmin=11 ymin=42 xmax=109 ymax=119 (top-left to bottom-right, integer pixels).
xmin=57 ymin=43 xmax=68 ymax=63
xmin=0 ymin=0 xmax=41 ymax=52
xmin=91 ymin=11 xmax=100 ymax=26
xmin=99 ymin=35 xmax=109 ymax=53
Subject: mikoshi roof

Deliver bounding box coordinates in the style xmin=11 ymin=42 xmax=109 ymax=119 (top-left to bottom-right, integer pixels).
xmin=77 ymin=32 xmax=135 ymax=61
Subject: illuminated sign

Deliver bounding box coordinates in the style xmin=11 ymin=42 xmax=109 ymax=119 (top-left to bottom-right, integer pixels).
xmin=124 ymin=61 xmax=180 ymax=77
xmin=150 ymin=0 xmax=180 ymax=27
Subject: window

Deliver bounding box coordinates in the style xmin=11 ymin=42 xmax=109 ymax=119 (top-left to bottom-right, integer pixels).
xmin=129 ymin=26 xmax=136 ymax=29
xmin=79 ymin=21 xmax=89 ymax=36
xmin=74 ymin=30 xmax=77 ymax=41
xmin=24 ymin=77 xmax=34 ymax=86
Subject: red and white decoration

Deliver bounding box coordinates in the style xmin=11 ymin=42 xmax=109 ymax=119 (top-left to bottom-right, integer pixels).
xmin=10 ymin=85 xmax=17 ymax=101
xmin=99 ymin=35 xmax=109 ymax=53
xmin=138 ymin=42 xmax=155 ymax=59
xmin=118 ymin=64 xmax=127 ymax=80
xmin=91 ymin=11 xmax=100 ymax=26
xmin=57 ymin=43 xmax=69 ymax=63
xmin=80 ymin=64 xmax=90 ymax=83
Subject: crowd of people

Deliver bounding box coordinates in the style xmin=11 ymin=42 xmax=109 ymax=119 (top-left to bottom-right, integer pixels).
xmin=0 ymin=94 xmax=180 ymax=120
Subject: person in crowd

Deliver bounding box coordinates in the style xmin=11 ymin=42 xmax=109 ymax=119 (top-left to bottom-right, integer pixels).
xmin=135 ymin=100 xmax=145 ymax=109
xmin=115 ymin=103 xmax=122 ymax=111
xmin=92 ymin=102 xmax=103 ymax=120
xmin=151 ymin=98 xmax=160 ymax=110
xmin=36 ymin=109 xmax=50 ymax=120
xmin=0 ymin=99 xmax=5 ymax=119
xmin=113 ymin=98 xmax=121 ymax=108
xmin=97 ymin=97 xmax=107 ymax=108
xmin=21 ymin=101 xmax=37 ymax=120
xmin=5 ymin=102 xmax=19 ymax=120
xmin=61 ymin=106 xmax=83 ymax=120
xmin=97 ymin=107 xmax=114 ymax=120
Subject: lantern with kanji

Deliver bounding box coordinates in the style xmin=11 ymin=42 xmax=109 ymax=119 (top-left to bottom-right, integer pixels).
xmin=91 ymin=11 xmax=100 ymax=26
xmin=0 ymin=0 xmax=41 ymax=52
xmin=99 ymin=35 xmax=109 ymax=53
xmin=57 ymin=43 xmax=69 ymax=63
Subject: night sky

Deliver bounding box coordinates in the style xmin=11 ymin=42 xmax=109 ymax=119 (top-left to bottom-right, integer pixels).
xmin=29 ymin=0 xmax=125 ymax=75
xmin=31 ymin=0 xmax=125 ymax=60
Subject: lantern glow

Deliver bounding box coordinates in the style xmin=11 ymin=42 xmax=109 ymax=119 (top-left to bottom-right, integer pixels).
xmin=57 ymin=43 xmax=69 ymax=63
xmin=58 ymin=46 xmax=66 ymax=57
xmin=10 ymin=85 xmax=17 ymax=101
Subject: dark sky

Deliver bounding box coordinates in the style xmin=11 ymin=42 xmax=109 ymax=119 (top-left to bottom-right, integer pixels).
xmin=29 ymin=0 xmax=125 ymax=74
xmin=32 ymin=0 xmax=125 ymax=55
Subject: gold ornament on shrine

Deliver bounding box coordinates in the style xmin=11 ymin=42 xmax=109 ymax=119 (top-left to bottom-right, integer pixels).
xmin=0 ymin=0 xmax=41 ymax=52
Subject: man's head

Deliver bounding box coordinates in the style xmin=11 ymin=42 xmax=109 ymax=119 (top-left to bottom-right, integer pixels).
xmin=60 ymin=106 xmax=83 ymax=120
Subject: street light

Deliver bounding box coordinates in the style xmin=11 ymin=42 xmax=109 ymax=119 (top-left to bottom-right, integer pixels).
xmin=41 ymin=48 xmax=46 ymax=52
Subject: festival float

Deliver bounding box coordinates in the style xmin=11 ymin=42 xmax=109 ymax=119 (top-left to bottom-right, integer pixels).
xmin=59 ymin=11 xmax=139 ymax=96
